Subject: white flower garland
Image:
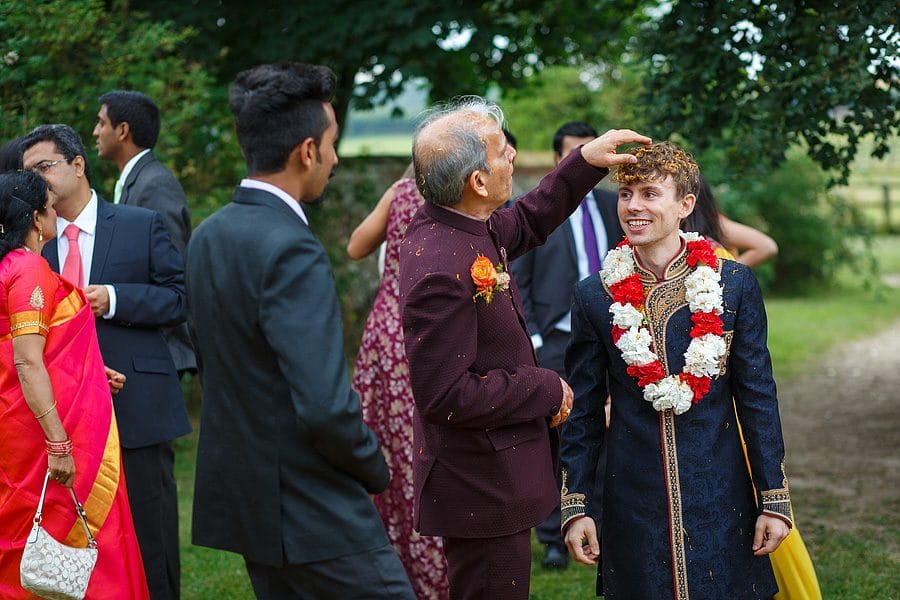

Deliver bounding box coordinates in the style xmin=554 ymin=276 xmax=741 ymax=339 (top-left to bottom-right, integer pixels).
xmin=600 ymin=231 xmax=726 ymax=414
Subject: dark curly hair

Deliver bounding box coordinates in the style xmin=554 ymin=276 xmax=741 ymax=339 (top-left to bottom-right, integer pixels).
xmin=613 ymin=141 xmax=700 ymax=199
xmin=0 ymin=170 xmax=50 ymax=261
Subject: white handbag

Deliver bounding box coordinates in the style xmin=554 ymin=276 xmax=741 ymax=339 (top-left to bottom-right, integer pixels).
xmin=20 ymin=470 xmax=98 ymax=600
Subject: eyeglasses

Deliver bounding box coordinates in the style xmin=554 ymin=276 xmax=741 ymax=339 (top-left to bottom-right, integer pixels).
xmin=30 ymin=159 xmax=68 ymax=174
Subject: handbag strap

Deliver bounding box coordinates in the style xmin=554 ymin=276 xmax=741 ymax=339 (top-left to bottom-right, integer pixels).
xmin=33 ymin=470 xmax=98 ymax=549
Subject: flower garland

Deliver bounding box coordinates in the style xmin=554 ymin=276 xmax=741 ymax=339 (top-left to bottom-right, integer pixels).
xmin=470 ymin=255 xmax=511 ymax=304
xmin=600 ymin=231 xmax=725 ymax=414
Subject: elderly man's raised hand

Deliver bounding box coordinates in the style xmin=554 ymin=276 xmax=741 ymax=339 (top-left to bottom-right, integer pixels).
xmin=580 ymin=129 xmax=652 ymax=168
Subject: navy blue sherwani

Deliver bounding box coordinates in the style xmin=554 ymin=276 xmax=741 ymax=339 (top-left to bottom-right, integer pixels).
xmin=562 ymin=246 xmax=791 ymax=600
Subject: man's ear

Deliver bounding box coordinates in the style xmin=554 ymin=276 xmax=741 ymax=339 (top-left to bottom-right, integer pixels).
xmin=116 ymin=121 xmax=130 ymax=144
xmin=71 ymin=154 xmax=86 ymax=178
xmin=292 ymin=138 xmax=317 ymax=169
xmin=468 ymin=169 xmax=489 ymax=198
xmin=679 ymin=193 xmax=697 ymax=219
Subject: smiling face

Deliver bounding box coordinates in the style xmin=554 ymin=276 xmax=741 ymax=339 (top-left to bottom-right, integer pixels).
xmin=618 ymin=175 xmax=695 ymax=252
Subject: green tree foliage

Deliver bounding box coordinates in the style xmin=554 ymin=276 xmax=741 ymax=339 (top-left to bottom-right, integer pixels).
xmin=132 ymin=0 xmax=646 ymax=130
xmin=500 ymin=63 xmax=649 ymax=150
xmin=0 ymin=0 xmax=241 ymax=212
xmin=642 ymin=1 xmax=899 ymax=184
xmin=695 ymin=141 xmax=879 ymax=294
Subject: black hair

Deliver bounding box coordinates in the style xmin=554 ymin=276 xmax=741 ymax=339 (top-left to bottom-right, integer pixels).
xmin=552 ymin=121 xmax=598 ymax=155
xmin=682 ymin=175 xmax=724 ymax=244
xmin=99 ymin=90 xmax=161 ymax=149
xmin=0 ymin=138 xmax=23 ymax=172
xmin=229 ymin=62 xmax=336 ymax=175
xmin=20 ymin=124 xmax=92 ymax=185
xmin=0 ymin=170 xmax=49 ymax=261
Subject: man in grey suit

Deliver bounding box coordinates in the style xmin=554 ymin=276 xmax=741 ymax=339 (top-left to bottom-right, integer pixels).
xmin=92 ymin=90 xmax=195 ymax=377
xmin=186 ymin=62 xmax=414 ymax=599
xmin=509 ymin=121 xmax=624 ymax=569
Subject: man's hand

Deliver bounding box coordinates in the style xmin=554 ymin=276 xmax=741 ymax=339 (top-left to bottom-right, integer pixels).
xmin=564 ymin=516 xmax=600 ymax=565
xmin=84 ymin=285 xmax=110 ymax=317
xmin=550 ymin=377 xmax=574 ymax=428
xmin=105 ymin=366 xmax=126 ymax=395
xmin=752 ymin=514 xmax=790 ymax=555
xmin=580 ymin=129 xmax=652 ymax=168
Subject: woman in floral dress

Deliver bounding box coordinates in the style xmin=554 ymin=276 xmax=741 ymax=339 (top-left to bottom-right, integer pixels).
xmin=348 ymin=172 xmax=449 ymax=600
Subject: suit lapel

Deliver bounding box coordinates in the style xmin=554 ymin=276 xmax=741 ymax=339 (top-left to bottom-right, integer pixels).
xmin=121 ymin=152 xmax=153 ymax=205
xmin=91 ymin=199 xmax=115 ymax=284
xmin=43 ymin=236 xmax=60 ymax=272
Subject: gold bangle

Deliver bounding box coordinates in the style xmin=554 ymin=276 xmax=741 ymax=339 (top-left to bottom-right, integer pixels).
xmin=34 ymin=400 xmax=57 ymax=420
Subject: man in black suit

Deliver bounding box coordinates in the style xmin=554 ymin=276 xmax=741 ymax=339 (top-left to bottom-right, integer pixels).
xmin=23 ymin=123 xmax=191 ymax=599
xmin=509 ymin=121 xmax=623 ymax=569
xmin=186 ymin=62 xmax=414 ymax=599
xmin=92 ymin=90 xmax=195 ymax=377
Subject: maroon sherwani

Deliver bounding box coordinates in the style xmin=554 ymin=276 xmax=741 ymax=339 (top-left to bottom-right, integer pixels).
xmin=399 ymin=150 xmax=608 ymax=597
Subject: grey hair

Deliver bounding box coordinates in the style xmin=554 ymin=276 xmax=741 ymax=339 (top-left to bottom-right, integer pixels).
xmin=412 ymin=96 xmax=505 ymax=206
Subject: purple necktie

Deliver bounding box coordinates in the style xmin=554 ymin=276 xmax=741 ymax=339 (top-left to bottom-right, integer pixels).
xmin=581 ymin=198 xmax=603 ymax=274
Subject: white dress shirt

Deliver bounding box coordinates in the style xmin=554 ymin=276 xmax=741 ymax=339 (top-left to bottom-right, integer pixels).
xmin=239 ymin=178 xmax=309 ymax=225
xmin=56 ymin=190 xmax=117 ymax=318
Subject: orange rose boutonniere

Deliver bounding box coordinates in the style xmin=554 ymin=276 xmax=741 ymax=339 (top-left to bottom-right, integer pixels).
xmin=471 ymin=255 xmax=511 ymax=304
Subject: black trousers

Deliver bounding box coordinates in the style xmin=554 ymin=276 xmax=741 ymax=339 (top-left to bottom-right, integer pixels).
xmin=122 ymin=441 xmax=180 ymax=599
xmin=244 ymin=544 xmax=415 ymax=600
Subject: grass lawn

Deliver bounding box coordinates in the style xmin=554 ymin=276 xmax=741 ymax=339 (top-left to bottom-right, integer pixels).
xmin=175 ymin=235 xmax=900 ymax=598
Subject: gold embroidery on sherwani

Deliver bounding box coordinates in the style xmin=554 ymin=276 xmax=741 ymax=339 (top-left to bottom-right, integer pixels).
xmin=639 ymin=251 xmax=694 ymax=600
xmin=761 ymin=463 xmax=792 ymax=524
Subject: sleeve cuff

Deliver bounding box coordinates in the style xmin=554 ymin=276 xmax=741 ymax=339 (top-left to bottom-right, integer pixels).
xmin=530 ymin=333 xmax=543 ymax=350
xmin=560 ymin=467 xmax=587 ymax=532
xmin=760 ymin=487 xmax=792 ymax=528
xmin=103 ymin=284 xmax=117 ymax=319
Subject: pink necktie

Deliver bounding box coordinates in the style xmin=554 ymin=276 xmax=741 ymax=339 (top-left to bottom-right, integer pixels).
xmin=62 ymin=224 xmax=84 ymax=288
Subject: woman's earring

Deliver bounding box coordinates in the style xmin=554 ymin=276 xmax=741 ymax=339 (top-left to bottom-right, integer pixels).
xmin=38 ymin=226 xmax=43 ymax=243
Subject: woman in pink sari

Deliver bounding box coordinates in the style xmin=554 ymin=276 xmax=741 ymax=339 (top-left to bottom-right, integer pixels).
xmin=0 ymin=170 xmax=149 ymax=599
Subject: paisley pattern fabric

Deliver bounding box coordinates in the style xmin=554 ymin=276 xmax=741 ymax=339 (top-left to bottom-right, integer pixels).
xmin=562 ymin=245 xmax=790 ymax=599
xmin=352 ymin=179 xmax=449 ymax=600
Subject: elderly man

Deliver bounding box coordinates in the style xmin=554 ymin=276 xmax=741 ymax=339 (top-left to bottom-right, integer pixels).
xmin=399 ymin=97 xmax=649 ymax=599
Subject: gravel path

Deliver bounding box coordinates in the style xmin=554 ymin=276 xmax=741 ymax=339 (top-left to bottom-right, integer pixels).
xmin=778 ymin=316 xmax=900 ymax=527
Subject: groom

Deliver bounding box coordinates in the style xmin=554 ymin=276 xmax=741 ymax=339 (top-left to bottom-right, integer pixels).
xmin=399 ymin=96 xmax=649 ymax=599
xmin=561 ymin=142 xmax=792 ymax=598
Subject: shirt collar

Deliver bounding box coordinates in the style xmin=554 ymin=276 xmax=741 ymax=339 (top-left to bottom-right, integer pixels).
xmin=118 ymin=148 xmax=151 ymax=185
xmin=57 ymin=190 xmax=99 ymax=236
xmin=239 ymin=178 xmax=308 ymax=225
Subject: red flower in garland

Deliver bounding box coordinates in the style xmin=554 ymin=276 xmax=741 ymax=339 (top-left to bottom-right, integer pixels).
xmin=611 ymin=325 xmax=627 ymax=344
xmin=627 ymin=361 xmax=666 ymax=387
xmin=690 ymin=311 xmax=724 ymax=337
xmin=609 ymin=274 xmax=644 ymax=307
xmin=680 ymin=373 xmax=711 ymax=402
xmin=685 ymin=239 xmax=718 ymax=268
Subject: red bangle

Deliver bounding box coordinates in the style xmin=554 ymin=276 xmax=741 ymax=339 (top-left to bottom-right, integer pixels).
xmin=45 ymin=438 xmax=73 ymax=457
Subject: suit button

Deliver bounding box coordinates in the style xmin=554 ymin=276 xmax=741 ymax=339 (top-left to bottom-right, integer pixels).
xmin=550 ymin=405 xmax=560 ymax=415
